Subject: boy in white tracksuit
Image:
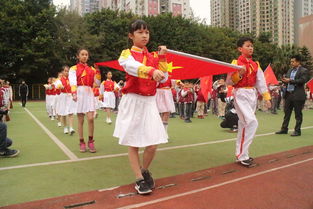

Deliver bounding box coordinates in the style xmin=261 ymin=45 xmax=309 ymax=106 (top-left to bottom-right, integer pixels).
xmin=226 ymin=37 xmax=271 ymax=166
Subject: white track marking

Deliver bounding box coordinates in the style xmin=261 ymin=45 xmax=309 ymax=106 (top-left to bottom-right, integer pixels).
xmin=1 ymin=126 xmax=313 ymax=171
xmin=117 ymin=157 xmax=313 ymax=209
xmin=24 ymin=108 xmax=78 ymax=160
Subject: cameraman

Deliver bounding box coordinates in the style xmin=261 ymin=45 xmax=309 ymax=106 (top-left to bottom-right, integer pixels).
xmin=0 ymin=82 xmax=20 ymax=157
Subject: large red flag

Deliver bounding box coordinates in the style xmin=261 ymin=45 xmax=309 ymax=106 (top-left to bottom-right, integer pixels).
xmin=264 ymin=64 xmax=278 ymax=85
xmin=307 ymin=78 xmax=313 ymax=93
xmin=96 ymin=49 xmax=240 ymax=80
xmin=200 ymin=76 xmax=212 ymax=102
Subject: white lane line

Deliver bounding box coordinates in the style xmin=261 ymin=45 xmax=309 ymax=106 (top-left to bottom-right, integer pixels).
xmin=1 ymin=126 xmax=313 ymax=171
xmin=24 ymin=108 xmax=78 ymax=160
xmin=117 ymin=157 xmax=313 ymax=209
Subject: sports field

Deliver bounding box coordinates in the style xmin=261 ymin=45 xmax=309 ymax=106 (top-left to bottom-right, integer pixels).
xmin=1 ymin=102 xmax=313 ymax=207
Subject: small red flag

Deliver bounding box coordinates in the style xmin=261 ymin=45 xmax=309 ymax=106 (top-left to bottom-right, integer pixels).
xmin=200 ymin=76 xmax=212 ymax=102
xmin=264 ymin=64 xmax=278 ymax=85
xmin=307 ymin=78 xmax=313 ymax=93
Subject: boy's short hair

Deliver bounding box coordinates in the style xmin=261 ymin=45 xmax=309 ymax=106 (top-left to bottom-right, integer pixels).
xmin=237 ymin=37 xmax=254 ymax=47
xmin=291 ymin=54 xmax=302 ymax=62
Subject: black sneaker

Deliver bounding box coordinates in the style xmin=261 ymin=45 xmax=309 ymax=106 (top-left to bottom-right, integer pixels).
xmin=184 ymin=119 xmax=192 ymax=123
xmin=0 ymin=149 xmax=20 ymax=158
xmin=239 ymin=159 xmax=253 ymax=166
xmin=135 ymin=179 xmax=152 ymax=195
xmin=142 ymin=170 xmax=155 ymax=189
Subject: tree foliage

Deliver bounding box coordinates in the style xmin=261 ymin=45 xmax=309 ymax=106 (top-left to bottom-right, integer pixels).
xmin=0 ymin=2 xmax=312 ymax=83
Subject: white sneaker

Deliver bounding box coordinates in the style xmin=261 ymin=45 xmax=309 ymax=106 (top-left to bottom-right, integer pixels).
xmin=51 ymin=116 xmax=55 ymax=121
xmin=64 ymin=127 xmax=69 ymax=134
xmin=107 ymin=118 xmax=112 ymax=124
xmin=69 ymin=127 xmax=75 ymax=135
xmin=57 ymin=122 xmax=62 ymax=127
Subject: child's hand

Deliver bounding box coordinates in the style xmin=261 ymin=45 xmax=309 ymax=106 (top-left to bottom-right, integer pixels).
xmin=153 ymin=70 xmax=165 ymax=82
xmin=238 ymin=65 xmax=246 ymax=76
xmin=72 ymin=94 xmax=77 ymax=102
xmin=265 ymin=100 xmax=271 ymax=109
xmin=158 ymin=46 xmax=167 ymax=55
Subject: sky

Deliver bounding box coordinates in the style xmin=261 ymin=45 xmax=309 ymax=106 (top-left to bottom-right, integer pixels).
xmin=52 ymin=0 xmax=211 ymax=24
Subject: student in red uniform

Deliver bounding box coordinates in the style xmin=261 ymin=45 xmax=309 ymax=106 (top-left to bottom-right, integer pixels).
xmin=53 ymin=73 xmax=63 ymax=127
xmin=114 ymin=19 xmax=168 ymax=195
xmin=181 ymin=81 xmax=194 ymax=123
xmin=69 ymin=49 xmax=101 ymax=153
xmin=100 ymin=71 xmax=118 ymax=124
xmin=195 ymin=86 xmax=206 ymax=119
xmin=226 ymin=37 xmax=271 ymax=167
xmin=156 ymin=77 xmax=175 ymax=132
xmin=49 ymin=78 xmax=57 ymax=121
xmin=55 ymin=66 xmax=77 ymax=135
xmin=44 ymin=78 xmax=54 ymax=118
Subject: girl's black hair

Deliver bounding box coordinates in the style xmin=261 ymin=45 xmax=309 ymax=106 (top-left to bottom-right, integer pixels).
xmin=128 ymin=19 xmax=150 ymax=34
xmin=76 ymin=48 xmax=89 ymax=56
xmin=62 ymin=65 xmax=69 ymax=71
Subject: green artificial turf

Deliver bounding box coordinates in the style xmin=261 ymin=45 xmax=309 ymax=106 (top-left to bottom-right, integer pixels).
xmin=0 ymin=101 xmax=312 ymax=206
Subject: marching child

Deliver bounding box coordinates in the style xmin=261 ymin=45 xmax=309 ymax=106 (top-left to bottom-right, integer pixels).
xmin=114 ymin=19 xmax=168 ymax=195
xmin=53 ymin=73 xmax=63 ymax=127
xmin=44 ymin=78 xmax=54 ymax=118
xmin=100 ymin=71 xmax=118 ymax=124
xmin=156 ymin=77 xmax=175 ymax=132
xmin=69 ymin=49 xmax=101 ymax=153
xmin=55 ymin=66 xmax=77 ymax=135
xmin=226 ymin=37 xmax=271 ymax=167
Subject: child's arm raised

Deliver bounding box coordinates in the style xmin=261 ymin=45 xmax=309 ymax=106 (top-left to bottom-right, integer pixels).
xmin=118 ymin=49 xmax=159 ymax=80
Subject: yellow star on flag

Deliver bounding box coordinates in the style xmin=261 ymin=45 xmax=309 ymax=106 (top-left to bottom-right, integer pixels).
xmin=167 ymin=62 xmax=183 ymax=73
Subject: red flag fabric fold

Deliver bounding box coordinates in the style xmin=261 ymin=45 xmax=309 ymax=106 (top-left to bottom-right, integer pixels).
xmin=264 ymin=64 xmax=278 ymax=85
xmin=96 ymin=60 xmax=124 ymax=72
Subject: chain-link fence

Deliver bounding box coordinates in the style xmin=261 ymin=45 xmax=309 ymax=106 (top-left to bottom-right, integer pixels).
xmin=11 ymin=84 xmax=46 ymax=101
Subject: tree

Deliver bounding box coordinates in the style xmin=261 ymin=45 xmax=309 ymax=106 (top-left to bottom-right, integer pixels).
xmin=299 ymin=46 xmax=313 ymax=76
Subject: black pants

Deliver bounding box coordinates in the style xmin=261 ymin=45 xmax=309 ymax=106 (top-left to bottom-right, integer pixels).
xmin=220 ymin=112 xmax=238 ymax=129
xmin=271 ymin=97 xmax=278 ymax=113
xmin=0 ymin=122 xmax=12 ymax=151
xmin=21 ymin=94 xmax=27 ymax=107
xmin=281 ymin=94 xmax=305 ymax=133
xmin=185 ymin=103 xmax=193 ymax=120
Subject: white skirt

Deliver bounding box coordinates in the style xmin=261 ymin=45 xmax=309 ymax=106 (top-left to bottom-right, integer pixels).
xmin=102 ymin=91 xmax=116 ymax=109
xmin=77 ymin=86 xmax=95 ymax=114
xmin=94 ymin=96 xmax=102 ymax=109
xmin=113 ymin=93 xmax=168 ymax=147
xmin=57 ymin=93 xmax=77 ymax=116
xmin=156 ymin=88 xmax=176 ymax=113
xmin=51 ymin=95 xmax=57 ymax=115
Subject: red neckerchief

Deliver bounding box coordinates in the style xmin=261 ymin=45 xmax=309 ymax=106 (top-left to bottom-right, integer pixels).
xmin=237 ymin=55 xmax=258 ymax=75
xmin=77 ymin=62 xmax=92 ymax=86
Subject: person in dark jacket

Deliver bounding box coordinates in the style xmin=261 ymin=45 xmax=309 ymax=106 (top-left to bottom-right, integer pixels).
xmin=19 ymin=81 xmax=29 ymax=107
xmin=275 ymin=55 xmax=310 ymax=136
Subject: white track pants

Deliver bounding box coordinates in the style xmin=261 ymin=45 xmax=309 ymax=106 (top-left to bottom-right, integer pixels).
xmin=233 ymin=88 xmax=258 ymax=161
